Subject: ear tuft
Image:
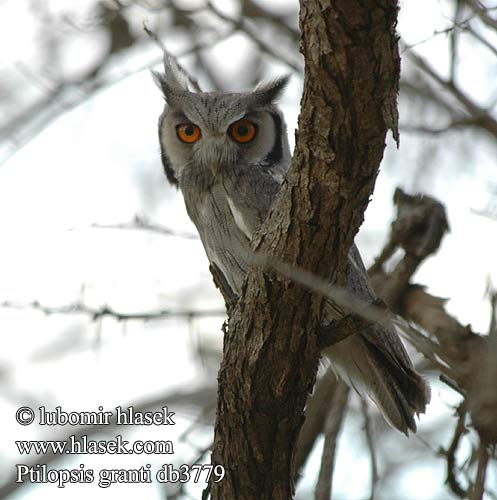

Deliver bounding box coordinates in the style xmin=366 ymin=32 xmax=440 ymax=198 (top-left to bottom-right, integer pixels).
xmin=152 ymin=50 xmax=202 ymax=105
xmin=152 ymin=70 xmax=167 ymax=96
xmin=162 ymin=50 xmax=201 ymax=93
xmin=253 ymin=76 xmax=290 ymax=106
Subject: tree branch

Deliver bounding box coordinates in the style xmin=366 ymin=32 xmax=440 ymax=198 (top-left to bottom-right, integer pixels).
xmin=404 ymin=48 xmax=497 ymax=140
xmin=464 ymin=0 xmax=497 ymax=31
xmin=366 ymin=186 xmax=497 ymax=495
xmin=0 ymin=300 xmax=224 ymax=322
xmin=89 ymin=215 xmax=199 ymax=240
xmin=443 ymin=402 xmax=468 ymax=499
xmin=209 ymin=1 xmax=401 ymax=498
xmin=471 ymin=443 xmax=490 ymax=500
xmin=205 ymin=0 xmax=302 ymax=72
xmin=314 ymin=382 xmax=349 ymax=500
xmin=362 ymin=399 xmax=379 ymax=500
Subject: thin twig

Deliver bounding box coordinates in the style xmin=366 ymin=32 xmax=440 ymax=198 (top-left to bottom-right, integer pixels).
xmin=254 ymin=253 xmax=390 ymax=327
xmin=471 ymin=444 xmax=489 ymax=500
xmin=206 ymin=0 xmax=302 ymax=72
xmin=400 ymin=18 xmax=475 ymax=53
xmin=466 ymin=22 xmax=497 ymax=58
xmin=143 ymin=21 xmax=168 ymax=52
xmin=314 ymin=382 xmax=349 ymax=500
xmin=443 ymin=402 xmax=468 ymax=499
xmin=465 ymin=0 xmax=497 ymax=31
xmin=488 ymin=289 xmax=497 ymax=339
xmin=449 ymin=0 xmax=463 ymax=83
xmin=361 ymin=399 xmax=379 ymax=500
xmin=440 ymin=374 xmax=466 ymax=397
xmin=88 ymin=216 xmax=199 ymax=240
xmin=400 ymin=117 xmax=482 ymax=135
xmin=404 ymin=47 xmax=497 ymax=140
xmin=0 ymin=29 xmax=235 ymax=167
xmin=0 ymin=300 xmax=224 ymax=322
xmin=178 ymin=402 xmax=216 ymax=442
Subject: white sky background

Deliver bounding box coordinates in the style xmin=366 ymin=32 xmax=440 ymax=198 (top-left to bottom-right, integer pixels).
xmin=0 ymin=0 xmax=496 ymax=498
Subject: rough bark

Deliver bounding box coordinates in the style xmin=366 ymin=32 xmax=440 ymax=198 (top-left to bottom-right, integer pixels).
xmin=209 ymin=1 xmax=401 ymax=499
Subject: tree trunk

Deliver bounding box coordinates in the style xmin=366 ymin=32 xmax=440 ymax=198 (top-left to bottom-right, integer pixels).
xmin=209 ymin=1 xmax=401 ymax=498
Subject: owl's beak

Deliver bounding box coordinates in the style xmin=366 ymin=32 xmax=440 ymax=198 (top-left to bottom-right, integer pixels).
xmin=200 ymin=137 xmax=236 ymax=176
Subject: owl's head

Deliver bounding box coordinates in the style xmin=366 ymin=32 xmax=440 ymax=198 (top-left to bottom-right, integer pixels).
xmin=153 ymin=51 xmax=290 ymax=187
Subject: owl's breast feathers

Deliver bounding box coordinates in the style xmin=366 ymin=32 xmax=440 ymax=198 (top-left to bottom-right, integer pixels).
xmin=180 ymin=167 xmax=280 ymax=296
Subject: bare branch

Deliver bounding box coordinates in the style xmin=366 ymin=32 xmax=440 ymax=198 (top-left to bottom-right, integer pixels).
xmin=442 ymin=402 xmax=468 ymax=499
xmin=400 ymin=117 xmax=484 ymax=135
xmin=404 ymin=47 xmax=497 ymax=140
xmin=241 ymin=0 xmax=300 ymax=41
xmin=209 ymin=1 xmax=402 ymax=497
xmin=366 ymin=187 xmax=496 ymax=497
xmin=465 ymin=0 xmax=497 ymax=31
xmin=466 ymin=22 xmax=497 ymax=57
xmin=0 ymin=300 xmax=224 ymax=322
xmin=369 ymin=188 xmax=449 ymax=310
xmin=314 ymin=382 xmax=349 ymax=500
xmin=88 ymin=215 xmax=199 ymax=240
xmin=400 ymin=80 xmax=458 ymax=115
xmin=362 ymin=399 xmax=379 ymax=500
xmin=0 ymin=28 xmax=235 ymax=167
xmin=450 ymin=1 xmax=463 ymax=83
xmin=440 ymin=374 xmax=467 ymax=397
xmin=205 ymin=0 xmax=302 ymax=72
xmin=471 ymin=444 xmax=490 ymax=500
xmin=256 ymin=253 xmax=390 ymax=327
xmin=488 ymin=288 xmax=497 ymax=339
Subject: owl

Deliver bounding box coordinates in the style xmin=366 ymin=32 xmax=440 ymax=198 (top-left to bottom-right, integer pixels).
xmin=154 ymin=51 xmax=430 ymax=434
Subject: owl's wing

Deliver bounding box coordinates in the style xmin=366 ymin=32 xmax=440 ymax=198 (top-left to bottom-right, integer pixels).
xmin=345 ymin=246 xmax=414 ymax=368
xmin=206 ymin=171 xmax=281 ymax=304
xmin=324 ymin=244 xmax=430 ymax=434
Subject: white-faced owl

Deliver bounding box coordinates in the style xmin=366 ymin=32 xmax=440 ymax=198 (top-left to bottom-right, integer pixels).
xmin=154 ymin=52 xmax=430 ymax=434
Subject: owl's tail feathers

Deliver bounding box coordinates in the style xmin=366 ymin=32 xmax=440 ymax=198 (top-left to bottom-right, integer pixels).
xmin=323 ymin=329 xmax=430 ymax=435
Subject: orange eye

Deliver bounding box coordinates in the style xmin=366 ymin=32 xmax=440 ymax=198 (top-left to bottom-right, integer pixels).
xmin=176 ymin=123 xmax=201 ymax=143
xmin=229 ymin=119 xmax=256 ymax=143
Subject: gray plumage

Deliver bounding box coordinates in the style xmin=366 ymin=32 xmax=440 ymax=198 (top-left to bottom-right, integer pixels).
xmin=154 ymin=51 xmax=430 ymax=434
